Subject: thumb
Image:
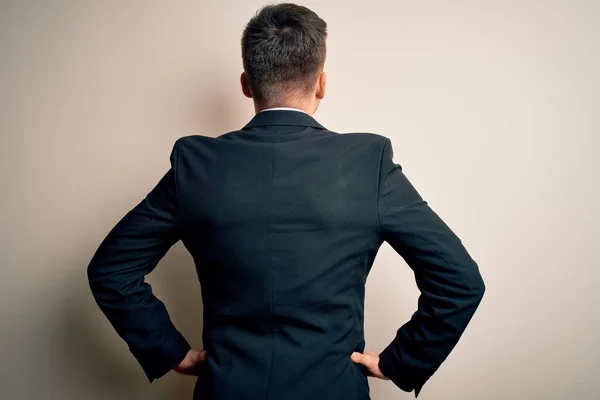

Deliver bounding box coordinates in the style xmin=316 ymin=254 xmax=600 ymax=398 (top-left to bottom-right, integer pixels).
xmin=350 ymin=352 xmax=365 ymax=364
xmin=192 ymin=349 xmax=206 ymax=363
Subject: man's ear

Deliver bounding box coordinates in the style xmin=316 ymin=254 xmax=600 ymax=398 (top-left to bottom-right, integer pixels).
xmin=316 ymin=71 xmax=326 ymax=100
xmin=241 ymin=72 xmax=253 ymax=98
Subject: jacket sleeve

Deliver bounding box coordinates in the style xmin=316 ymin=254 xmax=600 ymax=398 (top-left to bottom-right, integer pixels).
xmin=87 ymin=140 xmax=190 ymax=382
xmin=376 ymin=138 xmax=485 ymax=397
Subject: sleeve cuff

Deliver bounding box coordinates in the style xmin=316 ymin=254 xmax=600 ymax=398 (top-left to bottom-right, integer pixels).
xmin=132 ymin=330 xmax=191 ymax=382
xmin=379 ymin=343 xmax=425 ymax=398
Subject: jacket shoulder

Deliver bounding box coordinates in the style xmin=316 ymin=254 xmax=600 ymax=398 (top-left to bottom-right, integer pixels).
xmin=171 ymin=134 xmax=223 ymax=152
xmin=336 ymin=131 xmax=389 ymax=144
xmin=334 ymin=132 xmax=390 ymax=156
xmin=174 ymin=134 xmax=217 ymax=145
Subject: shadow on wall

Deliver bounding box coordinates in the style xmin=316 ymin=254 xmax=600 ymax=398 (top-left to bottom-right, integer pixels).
xmin=153 ymin=245 xmax=205 ymax=400
xmin=57 ymin=245 xmax=202 ymax=400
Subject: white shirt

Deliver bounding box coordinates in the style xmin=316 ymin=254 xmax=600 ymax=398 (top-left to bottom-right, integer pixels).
xmin=259 ymin=107 xmax=307 ymax=114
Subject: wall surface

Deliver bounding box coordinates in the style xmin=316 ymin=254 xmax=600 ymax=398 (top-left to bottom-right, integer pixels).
xmin=1 ymin=1 xmax=598 ymax=399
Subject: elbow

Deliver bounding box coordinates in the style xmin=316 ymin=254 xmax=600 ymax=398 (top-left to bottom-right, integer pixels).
xmin=478 ymin=275 xmax=486 ymax=298
xmin=474 ymin=260 xmax=485 ymax=298
xmin=461 ymin=260 xmax=485 ymax=305
xmin=473 ymin=276 xmax=485 ymax=304
xmin=86 ymin=259 xmax=104 ymax=291
xmin=86 ymin=262 xmax=102 ymax=303
xmin=87 ymin=263 xmax=98 ymax=291
xmin=468 ymin=267 xmax=485 ymax=305
xmin=86 ymin=260 xmax=97 ymax=281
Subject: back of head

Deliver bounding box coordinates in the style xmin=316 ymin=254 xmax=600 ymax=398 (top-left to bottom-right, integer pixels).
xmin=241 ymin=3 xmax=327 ymax=107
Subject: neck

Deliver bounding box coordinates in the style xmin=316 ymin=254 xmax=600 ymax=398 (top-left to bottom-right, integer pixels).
xmin=254 ymin=102 xmax=316 ymax=116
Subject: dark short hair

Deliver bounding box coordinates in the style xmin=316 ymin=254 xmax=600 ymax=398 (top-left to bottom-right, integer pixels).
xmin=241 ymin=3 xmax=327 ymax=105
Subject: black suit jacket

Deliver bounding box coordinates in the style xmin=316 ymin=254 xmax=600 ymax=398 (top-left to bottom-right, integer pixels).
xmin=88 ymin=110 xmax=485 ymax=399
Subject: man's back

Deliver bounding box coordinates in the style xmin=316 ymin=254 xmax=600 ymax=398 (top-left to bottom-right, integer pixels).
xmin=88 ymin=109 xmax=484 ymax=399
xmin=87 ymin=4 xmax=485 ymax=398
xmin=182 ymin=110 xmax=381 ymax=399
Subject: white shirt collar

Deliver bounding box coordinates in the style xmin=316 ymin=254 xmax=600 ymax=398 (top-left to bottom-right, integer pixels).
xmin=259 ymin=107 xmax=307 ymax=114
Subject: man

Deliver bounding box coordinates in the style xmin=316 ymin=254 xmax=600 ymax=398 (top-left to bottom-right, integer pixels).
xmin=87 ymin=3 xmax=485 ymax=399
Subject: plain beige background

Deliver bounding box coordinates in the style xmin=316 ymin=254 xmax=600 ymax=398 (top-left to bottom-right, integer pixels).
xmin=1 ymin=0 xmax=598 ymax=399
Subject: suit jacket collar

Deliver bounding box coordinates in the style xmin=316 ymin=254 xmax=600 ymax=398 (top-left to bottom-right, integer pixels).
xmin=243 ymin=110 xmax=326 ymax=130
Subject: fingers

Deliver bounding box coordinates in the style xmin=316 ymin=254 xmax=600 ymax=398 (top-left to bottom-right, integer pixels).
xmin=192 ymin=349 xmax=206 ymax=363
xmin=350 ymin=351 xmax=389 ymax=380
xmin=173 ymin=349 xmax=207 ymax=376
xmin=350 ymin=352 xmax=363 ymax=364
xmin=350 ymin=351 xmax=373 ymax=368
